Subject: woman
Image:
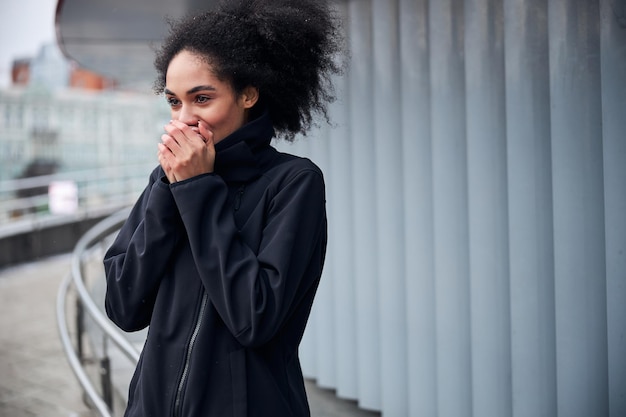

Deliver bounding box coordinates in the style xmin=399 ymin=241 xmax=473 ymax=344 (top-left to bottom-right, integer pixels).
xmin=103 ymin=1 xmax=343 ymax=416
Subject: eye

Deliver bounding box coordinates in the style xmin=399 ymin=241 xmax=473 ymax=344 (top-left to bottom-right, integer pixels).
xmin=166 ymin=96 xmax=181 ymax=108
xmin=195 ymin=95 xmax=211 ymax=104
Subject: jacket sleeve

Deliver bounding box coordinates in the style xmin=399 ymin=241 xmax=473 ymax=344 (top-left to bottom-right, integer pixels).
xmin=170 ymin=167 xmax=327 ymax=347
xmin=103 ymin=167 xmax=184 ymax=332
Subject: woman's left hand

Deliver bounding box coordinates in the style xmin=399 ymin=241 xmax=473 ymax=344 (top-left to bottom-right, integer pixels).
xmin=158 ymin=120 xmax=215 ymax=183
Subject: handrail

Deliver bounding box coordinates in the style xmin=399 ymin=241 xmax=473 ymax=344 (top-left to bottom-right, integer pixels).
xmin=57 ymin=273 xmax=114 ymax=417
xmin=0 ymin=163 xmax=153 ymax=226
xmin=70 ymin=207 xmax=140 ymax=364
xmin=57 ymin=207 xmax=138 ymax=417
xmin=0 ymin=163 xmax=151 ymax=193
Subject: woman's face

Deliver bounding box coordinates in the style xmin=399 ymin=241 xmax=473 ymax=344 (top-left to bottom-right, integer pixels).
xmin=164 ymin=50 xmax=257 ymax=144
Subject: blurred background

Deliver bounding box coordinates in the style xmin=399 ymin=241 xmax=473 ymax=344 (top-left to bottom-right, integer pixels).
xmin=0 ymin=1 xmax=624 ymax=417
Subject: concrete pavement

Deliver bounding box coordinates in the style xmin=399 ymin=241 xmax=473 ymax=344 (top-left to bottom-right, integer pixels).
xmin=0 ymin=254 xmax=93 ymax=417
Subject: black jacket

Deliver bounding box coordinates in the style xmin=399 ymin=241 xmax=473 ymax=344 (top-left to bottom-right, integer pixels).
xmin=103 ymin=112 xmax=327 ymax=417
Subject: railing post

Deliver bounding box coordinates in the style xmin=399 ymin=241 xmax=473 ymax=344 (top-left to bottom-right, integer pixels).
xmin=100 ymin=354 xmax=114 ymax=413
xmin=75 ymin=295 xmax=85 ymax=362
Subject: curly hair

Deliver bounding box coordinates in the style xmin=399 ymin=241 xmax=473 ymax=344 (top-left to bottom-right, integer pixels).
xmin=153 ymin=0 xmax=345 ymax=141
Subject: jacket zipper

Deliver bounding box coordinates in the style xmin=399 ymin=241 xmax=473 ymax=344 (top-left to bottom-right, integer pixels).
xmin=173 ymin=185 xmax=245 ymax=415
xmin=173 ymin=290 xmax=209 ymax=417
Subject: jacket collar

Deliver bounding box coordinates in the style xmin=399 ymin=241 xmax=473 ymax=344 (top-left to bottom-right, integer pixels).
xmin=213 ymin=110 xmax=275 ymax=183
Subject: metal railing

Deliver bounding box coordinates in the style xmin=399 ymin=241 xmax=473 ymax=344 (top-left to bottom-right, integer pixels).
xmin=56 ymin=208 xmax=139 ymax=417
xmin=0 ymin=163 xmax=152 ymax=229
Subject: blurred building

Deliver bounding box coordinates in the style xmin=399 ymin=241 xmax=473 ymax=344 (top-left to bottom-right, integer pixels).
xmin=28 ymin=43 xmax=71 ymax=89
xmin=11 ymin=42 xmax=117 ymax=90
xmin=69 ymin=66 xmax=117 ymax=90
xmin=0 ymin=87 xmax=166 ymax=182
xmin=0 ymin=42 xmax=166 ymax=183
xmin=11 ymin=58 xmax=31 ymax=86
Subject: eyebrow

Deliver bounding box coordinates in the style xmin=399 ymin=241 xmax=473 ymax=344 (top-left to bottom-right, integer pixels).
xmin=164 ymin=85 xmax=217 ymax=96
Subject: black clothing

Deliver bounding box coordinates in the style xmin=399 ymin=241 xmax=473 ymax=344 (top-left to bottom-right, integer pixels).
xmin=104 ymin=112 xmax=327 ymax=417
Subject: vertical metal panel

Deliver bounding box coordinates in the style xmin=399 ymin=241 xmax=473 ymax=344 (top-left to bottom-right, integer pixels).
xmin=549 ymin=2 xmax=609 ymax=417
xmin=399 ymin=0 xmax=437 ymax=416
xmin=429 ymin=2 xmax=472 ymax=417
xmin=371 ymin=1 xmax=407 ymax=416
xmin=503 ymin=1 xmax=558 ymax=417
xmin=308 ymin=125 xmax=337 ymax=389
xmin=464 ymin=1 xmax=512 ymax=417
xmin=291 ymin=2 xmax=622 ymax=416
xmin=346 ymin=0 xmax=381 ymax=410
xmin=326 ymin=1 xmax=357 ymax=396
xmin=600 ymin=1 xmax=626 ymax=416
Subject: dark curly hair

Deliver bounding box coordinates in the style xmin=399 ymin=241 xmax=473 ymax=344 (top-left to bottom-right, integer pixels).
xmin=153 ymin=0 xmax=344 ymax=141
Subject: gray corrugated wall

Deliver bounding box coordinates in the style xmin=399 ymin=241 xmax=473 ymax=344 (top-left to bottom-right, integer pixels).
xmin=278 ymin=1 xmax=626 ymax=416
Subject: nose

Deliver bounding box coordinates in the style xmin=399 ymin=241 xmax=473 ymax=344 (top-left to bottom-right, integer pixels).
xmin=176 ymin=105 xmax=197 ymax=126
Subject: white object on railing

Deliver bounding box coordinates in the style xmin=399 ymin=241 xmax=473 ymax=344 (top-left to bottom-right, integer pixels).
xmin=49 ymin=180 xmax=78 ymax=215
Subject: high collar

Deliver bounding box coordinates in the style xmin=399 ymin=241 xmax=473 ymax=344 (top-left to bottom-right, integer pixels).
xmin=213 ymin=111 xmax=275 ymax=183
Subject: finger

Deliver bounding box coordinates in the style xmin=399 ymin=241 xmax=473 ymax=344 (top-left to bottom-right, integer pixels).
xmin=197 ymin=120 xmax=214 ymax=145
xmin=158 ymin=142 xmax=172 ymax=163
xmin=161 ymin=134 xmax=179 ymax=154
xmin=168 ymin=120 xmax=201 ymax=144
xmin=163 ymin=123 xmax=183 ymax=142
xmin=163 ymin=122 xmax=191 ymax=148
xmin=190 ymin=121 xmax=205 ymax=143
xmin=157 ymin=143 xmax=177 ymax=183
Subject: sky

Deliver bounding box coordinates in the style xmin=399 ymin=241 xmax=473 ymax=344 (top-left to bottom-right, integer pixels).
xmin=0 ymin=0 xmax=58 ymax=87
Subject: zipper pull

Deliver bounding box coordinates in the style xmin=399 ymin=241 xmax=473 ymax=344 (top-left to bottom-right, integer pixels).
xmin=234 ymin=185 xmax=245 ymax=212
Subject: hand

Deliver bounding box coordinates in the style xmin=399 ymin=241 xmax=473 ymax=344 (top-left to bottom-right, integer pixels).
xmin=158 ymin=120 xmax=215 ymax=183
